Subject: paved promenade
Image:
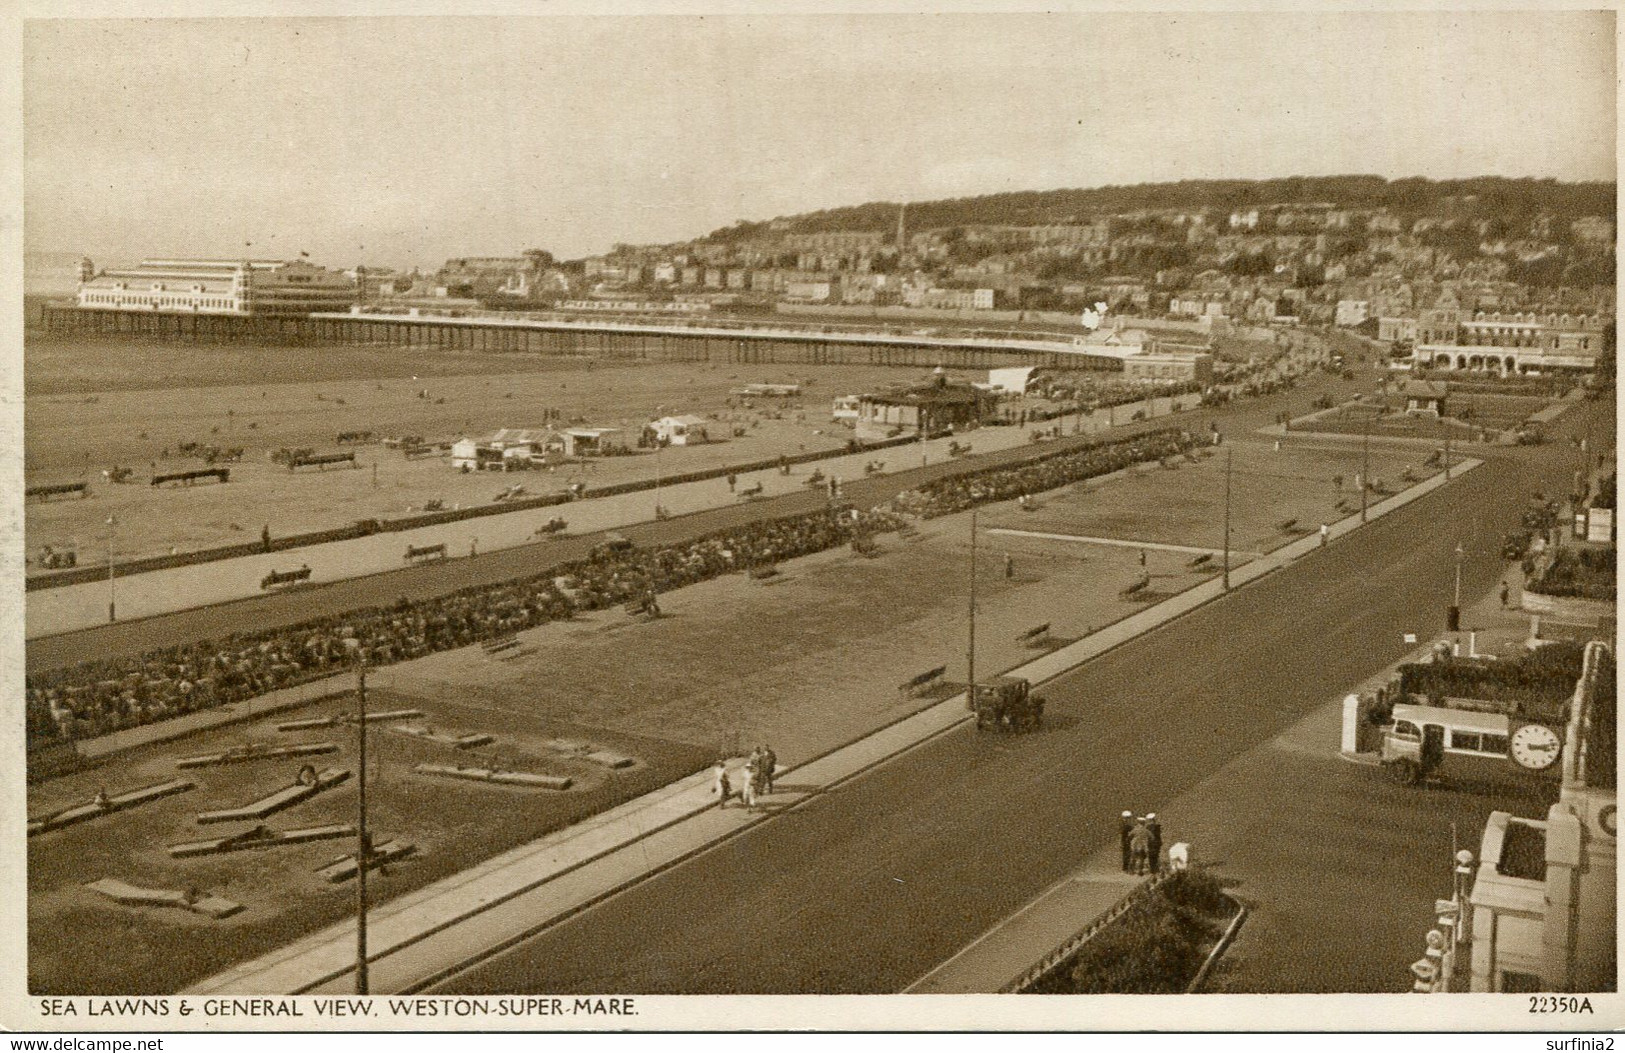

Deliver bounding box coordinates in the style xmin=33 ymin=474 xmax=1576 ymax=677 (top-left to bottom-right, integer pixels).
xmin=28 ymin=395 xmax=1198 ymax=638
xmin=184 ymin=457 xmax=1481 ymax=995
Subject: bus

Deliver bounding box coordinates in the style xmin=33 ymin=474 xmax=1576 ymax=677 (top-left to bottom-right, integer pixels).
xmin=1378 ymin=702 xmax=1564 ymax=787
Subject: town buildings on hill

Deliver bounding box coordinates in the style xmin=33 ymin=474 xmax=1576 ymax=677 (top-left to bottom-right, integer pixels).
xmin=68 ymin=188 xmax=1614 ymax=376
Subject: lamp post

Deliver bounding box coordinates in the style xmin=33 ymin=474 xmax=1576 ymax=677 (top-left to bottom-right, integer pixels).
xmin=105 ymin=515 xmax=117 ymax=623
xmin=653 ymin=406 xmax=666 ymax=519
xmin=1448 ymin=541 xmax=1464 ymax=634
xmin=1361 ymin=415 xmax=1372 ymax=523
xmin=967 ymin=506 xmax=978 ymax=706
xmin=344 ymin=640 xmax=371 ymax=995
xmin=1222 ymin=448 xmax=1233 ymax=591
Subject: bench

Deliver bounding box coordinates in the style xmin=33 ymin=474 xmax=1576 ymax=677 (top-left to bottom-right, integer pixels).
xmin=738 ymin=482 xmax=765 ymax=500
xmin=402 ymin=444 xmax=436 ymax=459
xmin=26 ymin=482 xmax=88 ymax=501
xmin=260 ymin=566 xmax=313 ymax=589
xmin=289 ymin=451 xmax=356 ymax=472
xmin=405 ymin=543 xmax=447 ymax=562
xmin=1278 ymin=518 xmax=1299 ymax=533
xmin=1187 ymin=552 xmax=1213 ymax=569
xmin=152 ymin=468 xmax=229 ymax=487
xmin=899 ymin=665 xmax=947 ymax=699
xmin=1017 ymin=623 xmax=1052 ymax=646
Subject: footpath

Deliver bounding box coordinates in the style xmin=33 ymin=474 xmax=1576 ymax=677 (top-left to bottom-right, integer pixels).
xmin=28 ymin=395 xmax=1199 ymax=639
xmin=913 ymin=523 xmax=1562 ymax=996
xmin=184 ymin=457 xmax=1482 ymax=996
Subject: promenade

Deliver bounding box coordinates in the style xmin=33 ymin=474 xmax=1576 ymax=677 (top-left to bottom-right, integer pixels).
xmin=26 ymin=395 xmax=1198 ymax=639
xmin=185 ymin=457 xmax=1481 ymax=995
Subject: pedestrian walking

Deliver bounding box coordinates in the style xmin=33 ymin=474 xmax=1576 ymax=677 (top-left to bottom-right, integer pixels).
xmin=1005 ymin=553 xmax=1015 ymax=580
xmin=727 ymin=473 xmax=737 ymax=493
xmin=1139 ymin=548 xmax=1148 ymax=568
xmin=1319 ymin=523 xmax=1329 ymax=547
xmin=762 ymin=745 xmax=777 ymax=794
xmin=1146 ymin=813 xmax=1163 ymax=875
xmin=261 ymin=524 xmax=272 ymax=553
xmin=740 ymin=757 xmax=758 ymax=809
xmin=470 ymin=537 xmax=478 ymax=559
xmin=1500 ymin=581 xmax=1511 ymax=608
xmin=1119 ymin=811 xmax=1135 ymax=872
xmin=712 ymin=760 xmax=731 ymax=809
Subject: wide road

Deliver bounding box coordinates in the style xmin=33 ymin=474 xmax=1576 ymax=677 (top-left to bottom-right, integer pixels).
xmin=26 ymin=367 xmax=1358 ymax=674
xmin=434 ymin=401 xmax=1606 ymax=994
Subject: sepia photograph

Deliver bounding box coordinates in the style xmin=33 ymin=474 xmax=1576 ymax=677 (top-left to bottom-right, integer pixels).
xmin=5 ymin=3 xmax=1618 ymax=1034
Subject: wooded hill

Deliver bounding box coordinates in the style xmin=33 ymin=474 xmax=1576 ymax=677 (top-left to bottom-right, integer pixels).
xmin=702 ymin=176 xmax=1616 ymax=240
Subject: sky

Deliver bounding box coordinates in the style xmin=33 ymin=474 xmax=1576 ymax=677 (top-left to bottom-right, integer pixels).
xmin=21 ymin=11 xmax=1619 ymax=273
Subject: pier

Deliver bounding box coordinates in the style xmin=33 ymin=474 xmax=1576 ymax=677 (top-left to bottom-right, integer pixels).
xmin=37 ymin=302 xmax=1129 ymax=373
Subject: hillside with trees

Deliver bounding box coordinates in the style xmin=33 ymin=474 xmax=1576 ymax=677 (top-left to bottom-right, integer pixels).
xmin=702 ymin=176 xmax=1615 ymax=240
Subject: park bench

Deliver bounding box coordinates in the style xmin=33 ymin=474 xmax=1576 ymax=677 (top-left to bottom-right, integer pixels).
xmin=289 ymin=451 xmax=356 ymax=472
xmin=152 ymin=467 xmax=229 ymax=487
xmin=404 ymin=542 xmax=447 ymax=562
xmin=898 ymin=665 xmax=947 ymax=699
xmin=1120 ymin=576 xmax=1150 ymax=598
xmin=738 ymin=482 xmax=764 ymax=499
xmin=1017 ymin=623 xmax=1052 ymax=647
xmin=27 ymin=481 xmax=88 ymax=501
xmin=1187 ymin=552 xmax=1213 ymax=569
xmin=402 ymin=444 xmax=436 ymax=459
xmin=260 ymin=566 xmax=313 ymax=590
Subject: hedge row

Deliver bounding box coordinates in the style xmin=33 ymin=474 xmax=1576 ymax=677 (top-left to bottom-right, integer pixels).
xmin=1528 ymin=546 xmax=1618 ymax=602
xmin=1398 ymin=641 xmax=1587 ymax=708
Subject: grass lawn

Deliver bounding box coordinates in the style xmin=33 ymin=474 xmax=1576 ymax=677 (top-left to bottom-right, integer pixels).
xmin=26 ymin=437 xmax=1419 ymax=993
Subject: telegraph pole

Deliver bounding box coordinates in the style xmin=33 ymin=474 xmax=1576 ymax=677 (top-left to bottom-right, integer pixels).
xmin=1361 ymin=416 xmax=1372 ymax=523
xmin=1222 ymin=448 xmax=1233 ymax=591
xmin=967 ymin=506 xmax=978 ymax=704
xmin=106 ymin=515 xmax=117 ymax=623
xmin=353 ymin=652 xmax=370 ymax=995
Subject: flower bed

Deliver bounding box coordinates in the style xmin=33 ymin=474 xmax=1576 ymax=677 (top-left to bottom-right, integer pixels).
xmin=892 ymin=427 xmax=1196 ymax=519
xmin=1027 ymin=870 xmax=1239 ymax=994
xmin=26 ymin=504 xmax=905 ymax=750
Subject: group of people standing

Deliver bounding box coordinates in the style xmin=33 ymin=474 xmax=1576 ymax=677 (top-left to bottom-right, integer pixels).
xmin=1119 ymin=811 xmax=1163 ymax=877
xmin=712 ymin=745 xmax=778 ymax=810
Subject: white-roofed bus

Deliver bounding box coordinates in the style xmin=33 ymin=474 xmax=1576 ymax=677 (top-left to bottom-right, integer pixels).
xmin=1379 ymin=702 xmax=1564 ymax=788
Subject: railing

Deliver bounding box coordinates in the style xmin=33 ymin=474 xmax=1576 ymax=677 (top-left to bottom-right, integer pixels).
xmin=1002 ymin=870 xmax=1177 ymax=993
xmin=320 ymin=306 xmax=1112 ymax=356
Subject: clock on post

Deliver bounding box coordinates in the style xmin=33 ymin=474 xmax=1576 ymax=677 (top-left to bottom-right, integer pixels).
xmin=1508 ymin=722 xmax=1563 ymax=773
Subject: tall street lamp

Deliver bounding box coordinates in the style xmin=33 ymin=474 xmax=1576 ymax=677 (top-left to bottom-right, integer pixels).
xmin=1361 ymin=415 xmax=1372 ymax=523
xmin=966 ymin=506 xmax=978 ymax=706
xmin=105 ymin=515 xmax=117 ymax=623
xmin=1222 ymin=447 xmax=1233 ymax=591
xmin=652 ymin=405 xmax=666 ymax=519
xmin=1448 ymin=542 xmax=1464 ymax=633
xmin=343 ymin=639 xmax=371 ymax=995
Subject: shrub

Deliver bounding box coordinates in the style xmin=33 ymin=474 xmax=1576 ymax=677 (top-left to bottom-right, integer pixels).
xmin=1036 ymin=871 xmax=1233 ymax=995
xmin=1398 ymin=641 xmax=1586 ymax=708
